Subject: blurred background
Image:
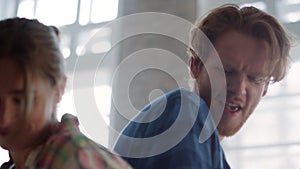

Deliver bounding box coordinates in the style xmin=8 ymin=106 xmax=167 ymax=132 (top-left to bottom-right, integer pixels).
xmin=0 ymin=0 xmax=299 ymax=168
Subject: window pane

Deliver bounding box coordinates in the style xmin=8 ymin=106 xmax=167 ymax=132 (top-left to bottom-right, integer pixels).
xmin=36 ymin=0 xmax=78 ymax=26
xmin=91 ymin=0 xmax=118 ymax=23
xmin=17 ymin=0 xmax=35 ymax=19
xmin=79 ymin=0 xmax=92 ymax=25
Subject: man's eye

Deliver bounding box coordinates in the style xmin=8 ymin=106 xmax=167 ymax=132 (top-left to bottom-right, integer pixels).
xmin=224 ymin=70 xmax=234 ymax=75
xmin=249 ymin=76 xmax=268 ymax=84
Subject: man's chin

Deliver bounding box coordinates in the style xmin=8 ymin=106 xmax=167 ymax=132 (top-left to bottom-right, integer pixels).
xmin=217 ymin=126 xmax=240 ymax=138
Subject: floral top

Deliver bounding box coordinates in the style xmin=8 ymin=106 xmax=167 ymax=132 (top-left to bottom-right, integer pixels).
xmin=1 ymin=114 xmax=132 ymax=169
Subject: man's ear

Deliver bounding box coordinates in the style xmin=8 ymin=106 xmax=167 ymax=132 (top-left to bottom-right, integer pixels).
xmin=190 ymin=57 xmax=203 ymax=79
xmin=262 ymin=81 xmax=269 ymax=97
xmin=55 ymin=76 xmax=66 ymax=103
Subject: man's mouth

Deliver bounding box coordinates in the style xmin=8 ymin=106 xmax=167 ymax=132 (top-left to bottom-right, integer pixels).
xmin=225 ymin=102 xmax=242 ymax=112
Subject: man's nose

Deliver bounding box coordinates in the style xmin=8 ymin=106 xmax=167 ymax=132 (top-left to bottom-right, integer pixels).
xmin=227 ymin=74 xmax=247 ymax=96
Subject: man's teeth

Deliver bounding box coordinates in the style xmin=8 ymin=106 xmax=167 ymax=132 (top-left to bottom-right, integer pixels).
xmin=226 ymin=102 xmax=240 ymax=111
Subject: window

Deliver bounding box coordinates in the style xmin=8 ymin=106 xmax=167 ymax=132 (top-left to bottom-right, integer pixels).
xmin=17 ymin=0 xmax=118 ymax=26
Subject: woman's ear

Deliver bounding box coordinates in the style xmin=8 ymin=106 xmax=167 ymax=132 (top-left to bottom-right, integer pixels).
xmin=190 ymin=57 xmax=203 ymax=79
xmin=55 ymin=76 xmax=66 ymax=103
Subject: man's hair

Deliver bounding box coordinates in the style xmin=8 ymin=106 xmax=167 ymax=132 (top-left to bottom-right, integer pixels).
xmin=189 ymin=4 xmax=291 ymax=83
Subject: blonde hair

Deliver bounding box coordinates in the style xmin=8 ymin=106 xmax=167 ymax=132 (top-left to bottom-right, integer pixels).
xmin=189 ymin=4 xmax=291 ymax=83
xmin=0 ymin=17 xmax=65 ymax=119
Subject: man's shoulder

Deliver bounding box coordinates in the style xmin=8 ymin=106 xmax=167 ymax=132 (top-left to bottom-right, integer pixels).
xmin=120 ymin=88 xmax=210 ymax=136
xmin=113 ymin=87 xmax=213 ymax=153
xmin=163 ymin=88 xmax=199 ymax=102
xmin=143 ymin=88 xmax=206 ymax=112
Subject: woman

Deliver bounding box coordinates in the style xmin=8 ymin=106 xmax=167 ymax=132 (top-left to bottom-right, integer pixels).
xmin=0 ymin=17 xmax=131 ymax=169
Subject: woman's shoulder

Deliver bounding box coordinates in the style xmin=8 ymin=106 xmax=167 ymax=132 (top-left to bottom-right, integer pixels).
xmin=26 ymin=114 xmax=132 ymax=169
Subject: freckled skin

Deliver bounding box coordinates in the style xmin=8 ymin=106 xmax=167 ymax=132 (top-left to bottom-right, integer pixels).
xmin=191 ymin=30 xmax=270 ymax=138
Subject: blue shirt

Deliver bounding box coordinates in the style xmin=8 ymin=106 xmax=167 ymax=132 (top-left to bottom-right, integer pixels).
xmin=113 ymin=88 xmax=230 ymax=169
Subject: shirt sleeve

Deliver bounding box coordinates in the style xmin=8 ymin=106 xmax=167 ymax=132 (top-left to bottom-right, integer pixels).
xmin=76 ymin=148 xmax=132 ymax=169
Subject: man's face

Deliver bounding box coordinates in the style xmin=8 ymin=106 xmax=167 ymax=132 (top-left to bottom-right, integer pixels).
xmin=191 ymin=30 xmax=271 ymax=138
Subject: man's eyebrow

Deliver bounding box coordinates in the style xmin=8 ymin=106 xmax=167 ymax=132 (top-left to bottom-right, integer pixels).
xmin=250 ymin=72 xmax=268 ymax=77
xmin=221 ymin=63 xmax=234 ymax=69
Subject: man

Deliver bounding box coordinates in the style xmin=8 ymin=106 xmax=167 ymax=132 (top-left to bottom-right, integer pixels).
xmin=113 ymin=4 xmax=290 ymax=169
